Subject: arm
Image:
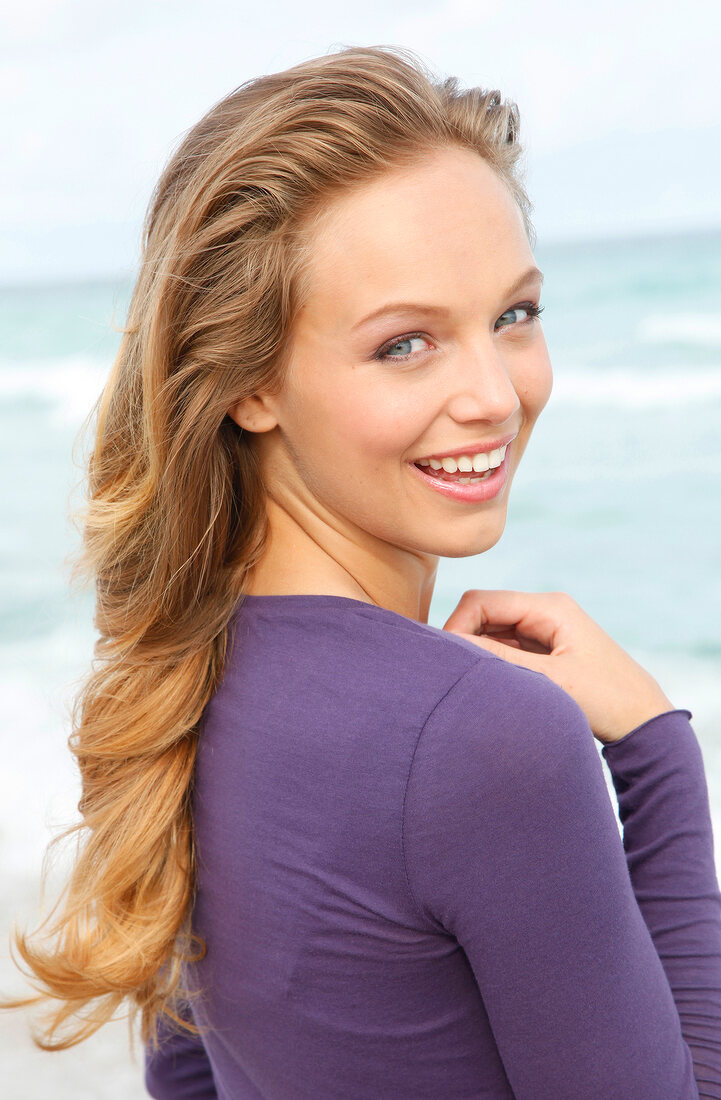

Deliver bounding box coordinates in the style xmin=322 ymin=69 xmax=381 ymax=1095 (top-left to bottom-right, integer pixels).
xmin=144 ymin=1001 xmax=218 ymax=1100
xmin=402 ymin=658 xmax=721 ymax=1099
xmin=602 ymin=710 xmax=721 ymax=1097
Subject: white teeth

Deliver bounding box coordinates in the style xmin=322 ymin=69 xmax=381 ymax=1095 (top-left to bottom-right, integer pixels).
xmin=417 ymin=443 xmax=508 ymax=473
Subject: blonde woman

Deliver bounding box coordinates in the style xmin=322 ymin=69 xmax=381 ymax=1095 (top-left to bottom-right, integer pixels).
xmin=6 ymin=45 xmax=721 ymax=1099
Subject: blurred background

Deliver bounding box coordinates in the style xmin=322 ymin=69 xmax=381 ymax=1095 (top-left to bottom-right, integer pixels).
xmin=2 ymin=1 xmax=720 ymax=1095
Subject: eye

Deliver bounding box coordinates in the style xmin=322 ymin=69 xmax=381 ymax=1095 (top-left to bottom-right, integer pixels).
xmin=374 ymin=332 xmax=434 ymax=363
xmin=373 ymin=302 xmax=545 ymax=364
xmin=495 ymin=302 xmax=544 ymax=331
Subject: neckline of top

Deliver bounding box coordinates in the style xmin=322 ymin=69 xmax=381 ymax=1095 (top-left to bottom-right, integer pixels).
xmin=231 ymin=592 xmax=429 ymax=628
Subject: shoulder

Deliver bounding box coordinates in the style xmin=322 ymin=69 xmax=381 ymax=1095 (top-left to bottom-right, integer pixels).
xmin=225 ymin=596 xmax=592 ymax=760
xmin=405 ymin=649 xmax=597 ymax=813
xmin=401 ymin=651 xmax=608 ymax=933
xmin=337 ymin=600 xmax=597 ymax=789
xmin=227 ymin=594 xmax=505 ymax=713
xmin=323 ymin=602 xmax=567 ymax=728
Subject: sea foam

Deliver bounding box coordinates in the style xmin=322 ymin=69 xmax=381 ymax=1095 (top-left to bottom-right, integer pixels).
xmin=636 ymin=313 xmax=721 ymax=347
xmin=551 ymin=364 xmax=721 ymax=406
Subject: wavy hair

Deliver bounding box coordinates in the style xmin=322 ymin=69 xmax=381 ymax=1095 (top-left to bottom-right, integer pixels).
xmin=3 ymin=43 xmax=535 ymax=1051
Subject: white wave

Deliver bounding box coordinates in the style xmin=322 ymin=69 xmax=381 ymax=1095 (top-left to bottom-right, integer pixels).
xmin=3 ymin=356 xmax=721 ymax=430
xmin=551 ymin=365 xmax=721 ymax=406
xmin=636 ymin=313 xmax=721 ymax=346
xmin=0 ymin=354 xmax=111 ymax=427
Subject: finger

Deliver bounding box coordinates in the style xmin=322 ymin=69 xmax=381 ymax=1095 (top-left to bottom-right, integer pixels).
xmin=486 ymin=628 xmax=554 ymax=655
xmin=443 ymin=589 xmax=569 ymax=653
xmin=442 ymin=594 xmax=499 ymax=635
xmin=442 ymin=589 xmax=527 ymax=635
xmin=447 ymin=630 xmax=549 ymax=674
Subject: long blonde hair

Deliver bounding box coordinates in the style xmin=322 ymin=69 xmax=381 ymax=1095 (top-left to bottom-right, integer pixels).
xmin=4 ymin=43 xmax=535 ymax=1051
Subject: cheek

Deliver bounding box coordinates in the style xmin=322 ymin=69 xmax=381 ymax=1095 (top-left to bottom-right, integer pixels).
xmin=354 ymin=388 xmax=434 ymax=463
xmin=309 ymin=378 xmax=422 ymax=461
xmin=514 ymin=347 xmax=553 ymax=419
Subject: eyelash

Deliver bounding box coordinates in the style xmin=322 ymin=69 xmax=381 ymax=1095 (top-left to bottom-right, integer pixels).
xmin=373 ymin=302 xmax=546 ymax=363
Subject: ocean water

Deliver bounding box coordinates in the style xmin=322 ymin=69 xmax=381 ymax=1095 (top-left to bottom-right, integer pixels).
xmin=1 ymin=225 xmax=720 ymax=896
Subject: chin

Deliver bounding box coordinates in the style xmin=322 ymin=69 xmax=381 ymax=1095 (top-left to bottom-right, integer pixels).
xmin=452 ymin=533 xmax=504 ymax=559
xmin=429 ymin=517 xmax=507 ymax=560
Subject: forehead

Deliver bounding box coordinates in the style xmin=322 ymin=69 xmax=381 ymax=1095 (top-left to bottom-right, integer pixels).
xmin=293 ymin=146 xmax=531 ymax=332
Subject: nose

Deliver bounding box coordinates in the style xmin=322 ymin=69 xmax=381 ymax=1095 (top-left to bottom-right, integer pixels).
xmin=444 ymin=340 xmax=521 ymax=425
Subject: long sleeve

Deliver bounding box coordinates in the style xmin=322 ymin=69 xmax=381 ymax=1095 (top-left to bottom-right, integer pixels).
xmin=602 ymin=708 xmax=721 ymax=1096
xmin=144 ymin=1001 xmax=218 ymax=1100
xmin=402 ymin=658 xmax=721 ymax=1099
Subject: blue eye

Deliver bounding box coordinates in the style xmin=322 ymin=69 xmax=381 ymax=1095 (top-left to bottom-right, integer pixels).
xmin=373 ymin=302 xmax=545 ymax=363
xmin=495 ymin=302 xmax=545 ymax=330
xmin=378 ymin=332 xmax=429 ymax=358
xmin=377 ymin=334 xmax=431 ymax=361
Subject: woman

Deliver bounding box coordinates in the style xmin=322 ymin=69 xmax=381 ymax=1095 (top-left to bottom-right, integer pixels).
xmin=7 ymin=44 xmax=721 ymax=1099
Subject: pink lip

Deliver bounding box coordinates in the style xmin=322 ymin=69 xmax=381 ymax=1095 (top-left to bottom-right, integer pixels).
xmin=407 ymin=440 xmax=512 ymax=503
xmin=413 ymin=431 xmax=518 ymax=463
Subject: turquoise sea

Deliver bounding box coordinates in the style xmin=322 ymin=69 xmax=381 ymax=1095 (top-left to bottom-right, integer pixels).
xmin=1 ymin=226 xmax=720 ymax=887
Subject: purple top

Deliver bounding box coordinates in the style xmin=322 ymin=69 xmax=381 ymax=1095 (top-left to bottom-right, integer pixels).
xmin=145 ymin=594 xmax=721 ymax=1099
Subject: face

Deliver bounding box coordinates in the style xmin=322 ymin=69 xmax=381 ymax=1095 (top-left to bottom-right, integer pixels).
xmin=232 ymin=145 xmax=552 ymax=567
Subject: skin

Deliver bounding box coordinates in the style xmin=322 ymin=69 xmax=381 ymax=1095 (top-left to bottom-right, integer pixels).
xmin=228 ymin=145 xmax=551 ymax=623
xmin=227 ymin=143 xmax=674 ymax=742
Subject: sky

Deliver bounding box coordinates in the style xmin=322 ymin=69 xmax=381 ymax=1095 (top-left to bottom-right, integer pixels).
xmin=3 ymin=0 xmax=721 ymax=284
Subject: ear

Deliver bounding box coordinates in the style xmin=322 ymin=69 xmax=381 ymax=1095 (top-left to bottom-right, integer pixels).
xmin=227 ymin=392 xmax=279 ymax=433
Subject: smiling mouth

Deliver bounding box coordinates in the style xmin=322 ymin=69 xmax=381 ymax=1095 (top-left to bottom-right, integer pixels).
xmin=414 ymin=463 xmax=495 ymax=483
xmin=411 ymin=440 xmax=510 ymax=482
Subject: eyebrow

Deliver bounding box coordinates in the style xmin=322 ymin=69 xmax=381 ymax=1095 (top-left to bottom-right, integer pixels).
xmin=350 ymin=266 xmax=545 ymax=331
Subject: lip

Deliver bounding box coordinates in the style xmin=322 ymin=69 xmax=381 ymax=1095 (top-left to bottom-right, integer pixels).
xmin=413 ymin=431 xmax=518 ymax=463
xmin=407 ymin=439 xmax=513 ymax=503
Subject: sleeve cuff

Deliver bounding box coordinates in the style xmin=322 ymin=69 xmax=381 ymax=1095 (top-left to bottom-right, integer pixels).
xmin=601 ymin=707 xmax=693 ymax=756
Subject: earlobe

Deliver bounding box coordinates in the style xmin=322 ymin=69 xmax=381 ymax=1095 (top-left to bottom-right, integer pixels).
xmin=227 ymin=395 xmax=279 ymax=433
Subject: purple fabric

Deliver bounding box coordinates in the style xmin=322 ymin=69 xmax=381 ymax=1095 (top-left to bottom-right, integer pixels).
xmin=145 ymin=594 xmax=721 ymax=1099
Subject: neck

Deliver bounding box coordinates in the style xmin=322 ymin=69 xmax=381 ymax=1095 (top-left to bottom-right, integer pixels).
xmin=244 ymin=494 xmax=438 ymax=624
